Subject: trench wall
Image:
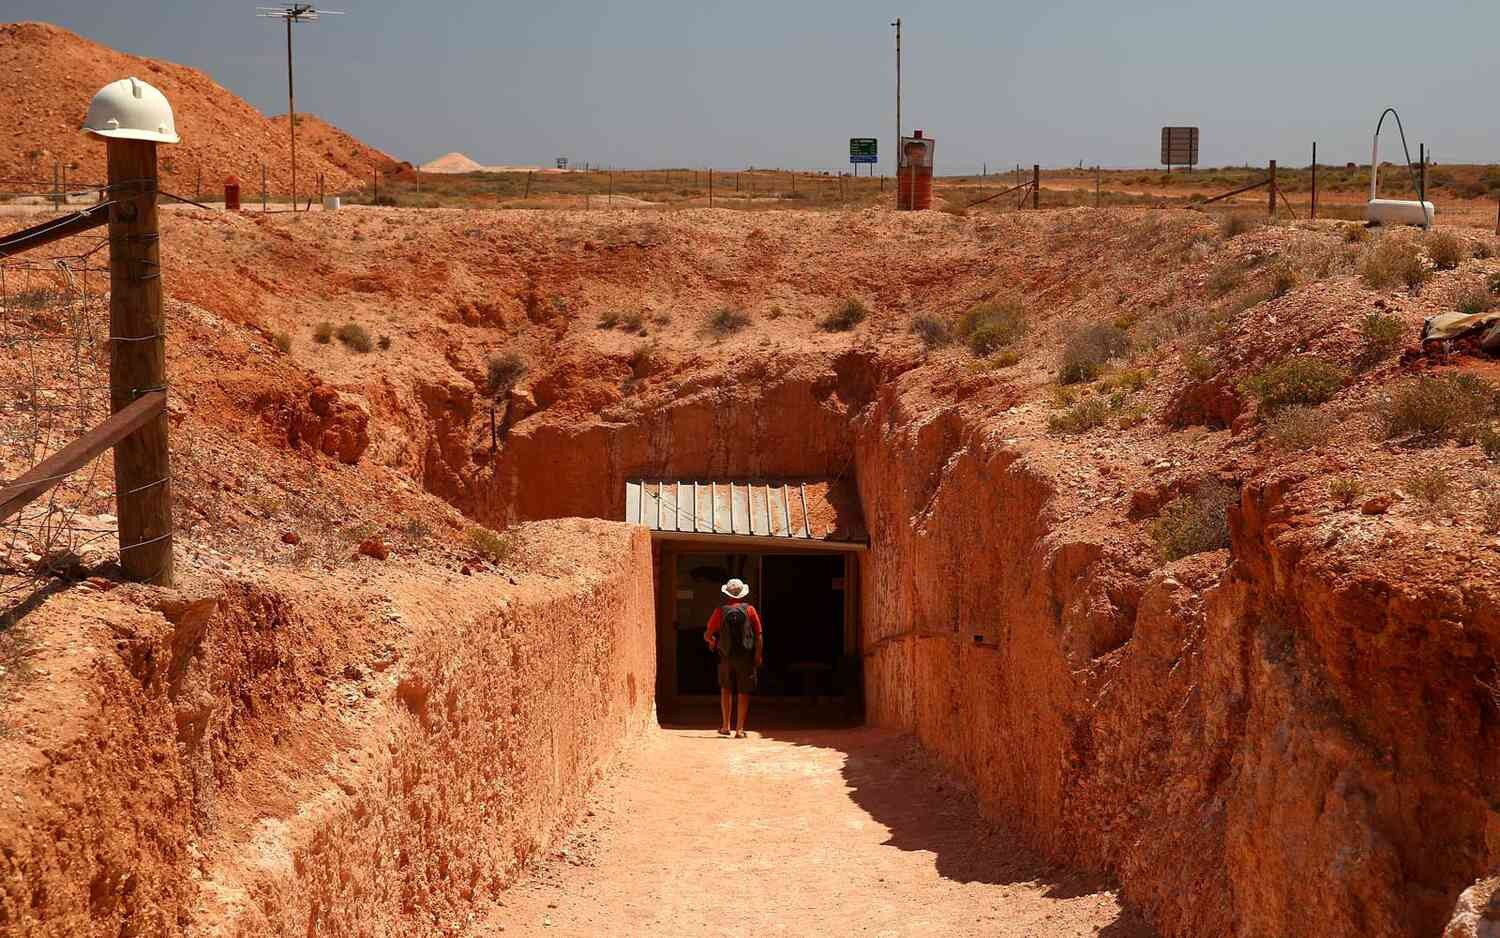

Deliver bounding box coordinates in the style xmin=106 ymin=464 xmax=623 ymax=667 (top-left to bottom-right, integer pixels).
xmin=0 ymin=520 xmax=655 ymax=938
xmin=854 ymin=384 xmax=1500 ymax=938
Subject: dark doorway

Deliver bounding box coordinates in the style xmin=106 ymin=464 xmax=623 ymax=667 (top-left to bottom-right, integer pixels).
xmin=757 ymin=554 xmax=846 ymax=697
xmin=666 ymin=549 xmax=852 ymax=706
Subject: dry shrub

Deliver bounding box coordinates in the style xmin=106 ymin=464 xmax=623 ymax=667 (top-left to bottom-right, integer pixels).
xmin=1150 ymin=482 xmax=1236 ymax=561
xmin=628 ymin=343 xmax=659 ymax=382
xmin=1059 ymin=323 xmax=1130 ymax=385
xmin=911 ymin=314 xmax=952 ymax=349
xmin=704 ymin=306 xmax=751 ymax=336
xmin=1488 ymin=272 xmax=1500 ymax=296
xmin=1219 ymin=213 xmax=1261 ymax=238
xmin=1329 ymin=476 xmax=1364 ymax=506
xmin=1268 ymin=263 xmax=1300 ymax=298
xmin=957 ymin=298 xmax=1027 ymax=356
xmin=1427 ymin=231 xmax=1465 ymax=271
xmin=1099 ymin=369 xmax=1150 ymax=393
xmin=1183 ymin=349 xmax=1216 ymax=381
xmin=336 ymin=322 xmax=373 ymax=353
xmin=485 ymin=351 xmax=528 ymax=395
xmin=1378 ymin=373 xmax=1499 ymax=443
xmin=1240 ymin=356 xmax=1344 ymax=414
xmin=378 ymin=335 xmax=392 ymax=351
xmin=1263 ymin=406 xmax=1334 ymax=451
xmin=621 ymin=311 xmax=647 ymax=334
xmin=466 ymin=526 xmax=515 ymax=563
xmin=820 ymin=298 xmax=869 ymax=332
xmin=1207 ymin=262 xmax=1245 ymax=296
xmin=1404 ymin=466 xmax=1452 ymax=509
xmin=1456 ymin=284 xmax=1496 ymax=316
xmin=272 ymin=331 xmax=292 ymax=353
xmin=1482 ymin=424 xmax=1500 ymax=461
xmin=313 ymin=321 xmax=334 ymax=344
xmin=1356 ymin=312 xmax=1404 ymax=370
xmin=1344 ymin=224 xmax=1371 ymax=244
xmin=597 ymin=311 xmax=621 ymax=329
xmin=989 ymin=349 xmax=1022 ymax=368
xmin=1361 ymin=239 xmax=1429 ymax=290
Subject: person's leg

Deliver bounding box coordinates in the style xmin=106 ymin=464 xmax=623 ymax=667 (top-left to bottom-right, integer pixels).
xmin=736 ymin=691 xmax=750 ymax=737
xmin=717 ymin=658 xmax=732 ymax=733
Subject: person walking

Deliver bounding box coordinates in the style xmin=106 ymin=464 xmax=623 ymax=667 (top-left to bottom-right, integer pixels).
xmin=705 ymin=578 xmax=763 ymax=738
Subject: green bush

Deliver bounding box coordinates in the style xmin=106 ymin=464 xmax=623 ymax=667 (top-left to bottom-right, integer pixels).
xmin=911 ymin=314 xmax=952 ymax=349
xmin=819 ymin=298 xmax=870 ymax=332
xmin=1182 ymin=349 xmax=1216 ymax=381
xmin=466 ymin=526 xmax=515 ymax=563
xmin=1456 ymin=285 xmax=1495 ymax=316
xmin=1356 ymin=312 xmax=1404 ymax=369
xmin=1059 ymin=323 xmax=1129 ymax=385
xmin=1150 ymin=482 xmax=1236 ymax=561
xmin=1361 ymin=239 xmax=1429 ymax=290
xmin=1377 ymin=373 xmax=1499 ymax=443
xmin=336 ymin=322 xmax=373 ymax=353
xmin=957 ymin=298 xmax=1028 ymax=356
xmin=704 ymin=306 xmax=751 ymax=336
xmin=1404 ymin=466 xmax=1452 ymax=509
xmin=1239 ymin=356 xmax=1344 ymax=414
xmin=1047 ymin=396 xmax=1112 ymax=434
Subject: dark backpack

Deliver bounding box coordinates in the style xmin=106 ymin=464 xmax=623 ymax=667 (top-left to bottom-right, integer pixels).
xmin=718 ymin=604 xmax=756 ymax=659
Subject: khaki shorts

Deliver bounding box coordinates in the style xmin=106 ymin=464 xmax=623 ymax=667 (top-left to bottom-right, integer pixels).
xmin=718 ymin=656 xmax=757 ymax=694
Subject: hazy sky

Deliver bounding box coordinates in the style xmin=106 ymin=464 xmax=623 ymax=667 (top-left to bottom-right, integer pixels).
xmin=11 ymin=1 xmax=1497 ymax=173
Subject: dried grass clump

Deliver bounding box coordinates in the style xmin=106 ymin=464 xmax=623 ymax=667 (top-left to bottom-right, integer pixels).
xmin=1329 ymin=476 xmax=1364 ymax=507
xmin=704 ymin=306 xmax=751 ymax=336
xmin=1404 ymin=466 xmax=1452 ymax=509
xmin=1427 ymin=231 xmax=1464 ymax=271
xmin=1264 ymin=406 xmax=1335 ymax=451
xmin=819 ymin=298 xmax=869 ymax=332
xmin=272 ymin=331 xmax=292 ymax=353
xmin=313 ymin=321 xmax=334 ymax=344
xmin=1344 ymin=224 xmax=1371 ymax=244
xmin=1059 ymin=323 xmax=1129 ymax=385
xmin=957 ymin=298 xmax=1028 ymax=356
xmin=1219 ymin=213 xmax=1261 ymax=238
xmin=1361 ymin=239 xmax=1429 ymax=291
xmin=336 ymin=322 xmax=373 ymax=353
xmin=485 ymin=351 xmax=528 ymax=395
xmin=1150 ymin=482 xmax=1236 ymax=561
xmin=911 ymin=314 xmax=952 ymax=350
xmin=1377 ymin=373 xmax=1499 ymax=443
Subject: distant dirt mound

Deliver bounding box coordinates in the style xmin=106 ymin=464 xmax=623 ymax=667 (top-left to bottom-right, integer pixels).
xmin=421 ymin=152 xmax=487 ymax=174
xmin=269 ymin=113 xmax=400 ymax=179
xmin=0 ymin=21 xmax=377 ymax=194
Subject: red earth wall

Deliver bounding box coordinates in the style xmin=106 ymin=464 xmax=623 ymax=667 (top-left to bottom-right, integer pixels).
xmin=0 ymin=521 xmax=655 ymax=938
xmin=854 ymin=379 xmax=1500 ymax=937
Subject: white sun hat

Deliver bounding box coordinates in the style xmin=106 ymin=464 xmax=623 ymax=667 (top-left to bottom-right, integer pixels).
xmin=721 ymin=578 xmax=749 ymax=599
xmin=81 ymin=77 xmax=180 ymax=144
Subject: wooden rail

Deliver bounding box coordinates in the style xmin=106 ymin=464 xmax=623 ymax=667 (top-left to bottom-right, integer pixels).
xmin=0 ymin=391 xmax=165 ymax=525
xmin=0 ymin=202 xmax=111 ymax=259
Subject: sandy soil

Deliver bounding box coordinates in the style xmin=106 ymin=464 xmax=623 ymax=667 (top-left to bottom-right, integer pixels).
xmin=484 ymin=726 xmax=1154 ymax=938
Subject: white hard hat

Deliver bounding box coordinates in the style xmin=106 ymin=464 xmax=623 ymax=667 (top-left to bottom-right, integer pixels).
xmin=81 ymin=77 xmax=180 ymax=144
xmin=721 ymin=578 xmax=749 ymax=599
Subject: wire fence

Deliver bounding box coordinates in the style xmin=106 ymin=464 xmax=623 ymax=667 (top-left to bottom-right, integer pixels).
xmin=0 ymin=183 xmax=120 ymax=618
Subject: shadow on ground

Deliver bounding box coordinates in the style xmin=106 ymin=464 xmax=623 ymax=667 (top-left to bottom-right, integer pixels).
xmin=745 ymin=724 xmax=1160 ymax=938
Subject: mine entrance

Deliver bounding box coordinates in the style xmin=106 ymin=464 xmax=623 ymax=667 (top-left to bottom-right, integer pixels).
xmin=625 ymin=479 xmax=867 ymax=723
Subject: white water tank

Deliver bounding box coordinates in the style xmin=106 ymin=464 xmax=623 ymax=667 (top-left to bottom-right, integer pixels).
xmin=1366 ymin=198 xmax=1434 ymax=227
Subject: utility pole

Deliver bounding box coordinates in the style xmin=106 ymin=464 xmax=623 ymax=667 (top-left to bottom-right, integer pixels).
xmin=891 ymin=18 xmax=901 ymax=186
xmin=258 ymin=4 xmax=345 ymax=212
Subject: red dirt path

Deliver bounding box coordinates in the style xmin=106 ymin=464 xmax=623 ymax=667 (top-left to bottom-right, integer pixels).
xmin=484 ymin=727 xmax=1156 ymax=937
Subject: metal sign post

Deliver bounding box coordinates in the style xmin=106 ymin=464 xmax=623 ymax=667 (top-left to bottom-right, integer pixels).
xmin=850 ymin=138 xmax=878 ymax=178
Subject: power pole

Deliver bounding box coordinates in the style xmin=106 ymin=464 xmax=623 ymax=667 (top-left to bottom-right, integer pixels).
xmin=891 ymin=18 xmax=901 ymax=186
xmin=258 ymin=4 xmax=345 ymax=212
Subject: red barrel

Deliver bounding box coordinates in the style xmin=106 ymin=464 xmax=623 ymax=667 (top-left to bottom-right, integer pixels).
xmin=897 ymin=166 xmax=933 ymax=210
xmin=224 ymin=175 xmax=241 ymax=212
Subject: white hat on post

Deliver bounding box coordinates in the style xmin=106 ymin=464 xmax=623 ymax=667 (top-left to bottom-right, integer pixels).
xmin=81 ymin=77 xmax=180 ymax=144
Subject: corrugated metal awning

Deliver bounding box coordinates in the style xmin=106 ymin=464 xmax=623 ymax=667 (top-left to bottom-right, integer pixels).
xmin=625 ymin=479 xmax=867 ymax=551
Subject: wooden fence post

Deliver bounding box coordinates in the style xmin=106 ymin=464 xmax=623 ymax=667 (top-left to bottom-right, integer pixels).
xmin=106 ymin=138 xmax=173 ymax=586
xmin=1268 ymin=160 xmax=1277 ymax=218
xmin=524 ymin=170 xmax=532 ymax=199
xmin=1032 ymin=164 xmax=1040 ymax=209
xmin=261 ymin=162 xmax=268 ymax=211
xmin=1310 ymin=143 xmax=1317 ymax=220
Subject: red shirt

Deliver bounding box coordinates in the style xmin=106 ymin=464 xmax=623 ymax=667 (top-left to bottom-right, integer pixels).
xmin=706 ymin=602 xmax=763 ymax=650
